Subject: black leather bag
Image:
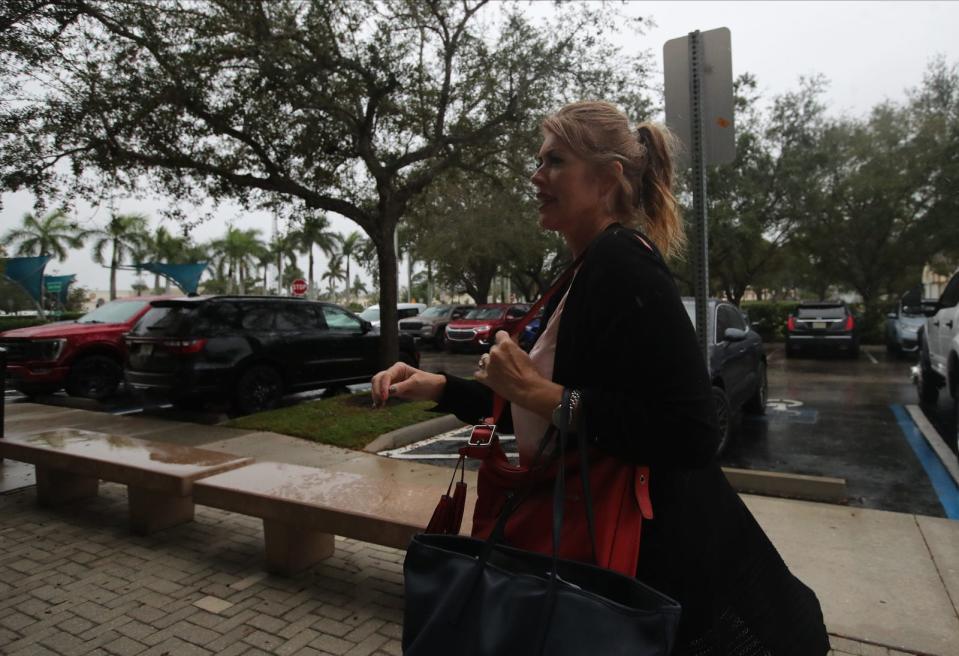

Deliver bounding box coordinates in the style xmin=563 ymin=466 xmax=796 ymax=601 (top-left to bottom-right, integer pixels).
xmin=402 ymin=390 xmax=681 ymax=655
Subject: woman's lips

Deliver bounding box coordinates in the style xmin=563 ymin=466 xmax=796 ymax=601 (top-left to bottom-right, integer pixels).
xmin=537 ymin=193 xmax=556 ymax=210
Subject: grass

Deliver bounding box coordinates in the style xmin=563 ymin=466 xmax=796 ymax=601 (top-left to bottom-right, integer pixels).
xmin=223 ymin=392 xmax=440 ymax=450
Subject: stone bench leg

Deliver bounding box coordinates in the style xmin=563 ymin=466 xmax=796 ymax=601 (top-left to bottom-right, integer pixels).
xmin=128 ymin=486 xmax=195 ymax=536
xmin=35 ymin=465 xmax=99 ymax=507
xmin=263 ymin=519 xmax=335 ymax=576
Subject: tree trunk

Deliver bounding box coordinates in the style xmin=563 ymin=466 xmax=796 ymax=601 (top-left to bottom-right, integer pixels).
xmin=308 ymin=247 xmax=315 ymax=299
xmin=376 ymin=224 xmax=400 ymax=370
xmin=345 ymin=257 xmax=351 ymax=301
xmin=110 ymin=243 xmax=118 ymax=300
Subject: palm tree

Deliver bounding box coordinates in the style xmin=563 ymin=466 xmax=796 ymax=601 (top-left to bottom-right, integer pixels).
xmin=322 ymin=255 xmax=346 ymax=299
xmin=209 ymin=226 xmax=266 ymax=294
xmin=264 ymin=233 xmax=298 ymax=294
xmin=148 ymin=226 xmax=187 ymax=292
xmin=291 ymin=214 xmax=340 ymax=298
xmin=1 ymin=209 xmax=88 ymax=261
xmin=339 ymin=230 xmax=364 ymax=301
xmin=90 ymin=213 xmax=150 ymax=300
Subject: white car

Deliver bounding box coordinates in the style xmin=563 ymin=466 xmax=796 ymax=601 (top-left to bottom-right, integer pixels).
xmin=358 ymin=303 xmax=427 ymax=329
xmin=916 ymin=268 xmax=959 ymax=457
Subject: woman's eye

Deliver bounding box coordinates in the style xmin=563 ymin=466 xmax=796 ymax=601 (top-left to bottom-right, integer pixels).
xmin=548 ymin=155 xmax=562 ymax=165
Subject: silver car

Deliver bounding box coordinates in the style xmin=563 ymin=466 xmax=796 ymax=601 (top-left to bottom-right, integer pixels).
xmin=886 ymin=292 xmax=926 ymax=354
xmin=399 ymin=304 xmax=474 ymax=348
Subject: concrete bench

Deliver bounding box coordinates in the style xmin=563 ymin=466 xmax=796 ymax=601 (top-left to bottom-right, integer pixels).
xmin=194 ymin=460 xmax=472 ymax=575
xmin=0 ymin=429 xmax=253 ymax=535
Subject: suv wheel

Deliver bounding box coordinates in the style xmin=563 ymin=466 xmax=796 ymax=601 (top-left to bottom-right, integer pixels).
xmin=233 ymin=365 xmax=283 ymax=416
xmin=743 ymin=361 xmax=767 ymax=415
xmin=953 ymin=394 xmax=959 ymax=463
xmin=712 ymin=386 xmax=732 ymax=456
xmin=65 ymin=355 xmax=122 ymax=401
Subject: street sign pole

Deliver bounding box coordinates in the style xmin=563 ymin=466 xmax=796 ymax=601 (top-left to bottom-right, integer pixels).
xmin=689 ymin=30 xmax=710 ymax=365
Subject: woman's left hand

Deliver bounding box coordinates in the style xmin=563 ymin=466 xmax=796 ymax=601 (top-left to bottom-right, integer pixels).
xmin=475 ymin=330 xmax=546 ymax=405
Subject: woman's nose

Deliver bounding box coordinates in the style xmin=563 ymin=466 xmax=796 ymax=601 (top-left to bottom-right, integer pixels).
xmin=530 ymin=164 xmax=545 ymax=187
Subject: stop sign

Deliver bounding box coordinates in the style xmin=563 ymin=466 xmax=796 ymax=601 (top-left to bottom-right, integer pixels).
xmin=291 ymin=278 xmax=308 ymax=296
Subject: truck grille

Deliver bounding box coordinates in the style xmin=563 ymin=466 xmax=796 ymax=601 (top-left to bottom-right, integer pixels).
xmin=446 ymin=329 xmax=476 ymax=341
xmin=401 ymin=322 xmax=424 ymax=331
xmin=0 ymin=340 xmax=46 ymax=362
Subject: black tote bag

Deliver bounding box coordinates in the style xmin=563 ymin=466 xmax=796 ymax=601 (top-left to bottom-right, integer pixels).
xmin=402 ymin=390 xmax=681 ymax=655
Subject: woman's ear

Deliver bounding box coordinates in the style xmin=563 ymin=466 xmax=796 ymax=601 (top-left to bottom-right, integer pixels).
xmin=600 ymin=160 xmax=624 ymax=198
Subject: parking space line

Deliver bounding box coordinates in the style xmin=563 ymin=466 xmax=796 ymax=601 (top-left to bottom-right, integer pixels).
xmin=890 ymin=404 xmax=959 ymax=519
xmin=866 ymin=351 xmax=878 ymax=364
xmin=905 ymin=405 xmax=959 ymax=488
xmin=385 ymin=453 xmax=521 ymax=460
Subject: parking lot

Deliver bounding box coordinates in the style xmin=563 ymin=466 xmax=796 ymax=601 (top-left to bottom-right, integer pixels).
xmin=5 ymin=344 xmax=958 ymax=518
xmin=388 ymin=346 xmax=959 ymax=519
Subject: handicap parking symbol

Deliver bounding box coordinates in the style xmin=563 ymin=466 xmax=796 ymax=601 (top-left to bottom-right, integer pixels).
xmin=761 ymin=398 xmax=819 ymax=425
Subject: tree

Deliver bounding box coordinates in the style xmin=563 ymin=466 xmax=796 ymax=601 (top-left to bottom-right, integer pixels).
xmin=209 ymin=226 xmax=266 ymax=294
xmin=89 ymin=213 xmax=149 ymax=300
xmin=1 ymin=0 xmax=653 ymax=366
xmin=339 ymin=231 xmax=364 ymax=301
xmin=1 ymin=209 xmax=87 ymax=261
xmin=695 ymin=75 xmax=832 ymax=305
xmin=147 ymin=225 xmax=187 ymax=292
xmin=291 ymin=215 xmax=340 ymax=299
xmin=265 ymin=232 xmax=298 ymax=294
xmin=322 ymin=255 xmax=346 ymax=299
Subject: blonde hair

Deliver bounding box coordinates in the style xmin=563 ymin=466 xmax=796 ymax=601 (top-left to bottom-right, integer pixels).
xmin=542 ymin=101 xmax=686 ymax=260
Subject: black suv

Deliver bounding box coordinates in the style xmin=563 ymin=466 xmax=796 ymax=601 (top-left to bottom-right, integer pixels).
xmin=785 ymin=300 xmax=859 ymax=358
xmin=124 ymin=296 xmax=419 ymax=415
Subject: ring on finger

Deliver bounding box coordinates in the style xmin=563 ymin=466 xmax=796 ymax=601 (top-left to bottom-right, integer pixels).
xmin=478 ymin=354 xmax=490 ymax=369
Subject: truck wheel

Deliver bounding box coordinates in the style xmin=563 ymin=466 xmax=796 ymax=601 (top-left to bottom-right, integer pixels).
xmin=233 ymin=365 xmax=283 ymax=415
xmin=712 ymin=386 xmax=732 ymax=456
xmin=953 ymin=394 xmax=959 ymax=463
xmin=65 ymin=355 xmax=122 ymax=401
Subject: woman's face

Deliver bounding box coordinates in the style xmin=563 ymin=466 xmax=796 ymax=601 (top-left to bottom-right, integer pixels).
xmin=531 ymin=132 xmax=607 ymax=235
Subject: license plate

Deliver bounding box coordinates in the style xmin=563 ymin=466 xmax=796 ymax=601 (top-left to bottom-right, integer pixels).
xmin=813 ymin=322 xmax=827 ymax=330
xmin=140 ymin=344 xmax=153 ymax=356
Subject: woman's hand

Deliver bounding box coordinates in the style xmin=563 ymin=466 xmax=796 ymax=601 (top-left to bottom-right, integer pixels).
xmin=370 ymin=362 xmax=446 ymax=408
xmin=476 ymin=331 xmax=561 ymax=418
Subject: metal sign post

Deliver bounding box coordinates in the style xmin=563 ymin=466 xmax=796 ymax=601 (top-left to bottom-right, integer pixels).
xmin=689 ymin=31 xmax=709 ymax=364
xmin=664 ymin=27 xmax=735 ymax=366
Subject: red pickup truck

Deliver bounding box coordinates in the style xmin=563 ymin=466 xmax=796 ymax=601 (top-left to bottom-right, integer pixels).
xmin=0 ymin=296 xmax=171 ymax=400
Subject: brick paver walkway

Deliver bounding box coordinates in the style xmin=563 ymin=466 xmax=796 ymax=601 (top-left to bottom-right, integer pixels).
xmin=0 ymin=483 xmax=919 ymax=655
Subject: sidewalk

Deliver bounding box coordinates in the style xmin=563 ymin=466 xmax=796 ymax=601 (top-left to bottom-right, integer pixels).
xmin=2 ymin=402 xmax=958 ymax=655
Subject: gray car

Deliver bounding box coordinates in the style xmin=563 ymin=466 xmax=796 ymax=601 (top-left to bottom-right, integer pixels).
xmin=886 ymin=289 xmax=926 ymax=354
xmin=399 ymin=304 xmax=474 ymax=348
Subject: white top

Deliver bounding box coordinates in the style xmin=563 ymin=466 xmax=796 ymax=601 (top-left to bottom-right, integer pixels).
xmin=510 ymin=284 xmax=573 ymax=465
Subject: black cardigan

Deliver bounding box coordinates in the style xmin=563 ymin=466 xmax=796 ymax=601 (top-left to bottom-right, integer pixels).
xmin=434 ymin=224 xmax=829 ymax=655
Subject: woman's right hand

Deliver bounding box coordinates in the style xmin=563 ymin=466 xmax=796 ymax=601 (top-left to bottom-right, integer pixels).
xmin=370 ymin=363 xmax=446 ymax=408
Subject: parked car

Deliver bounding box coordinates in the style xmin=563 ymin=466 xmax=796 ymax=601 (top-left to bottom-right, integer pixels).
xmin=444 ymin=303 xmax=531 ymax=352
xmin=886 ymin=288 xmax=926 ymax=355
xmin=915 ymin=268 xmax=959 ymax=458
xmin=124 ymin=296 xmax=419 ymax=415
xmin=399 ymin=304 xmax=474 ymax=348
xmin=358 ymin=303 xmax=426 ymax=329
xmin=0 ymin=296 xmax=172 ymax=400
xmin=682 ymin=298 xmax=768 ymax=455
xmin=784 ymin=300 xmax=859 ymax=358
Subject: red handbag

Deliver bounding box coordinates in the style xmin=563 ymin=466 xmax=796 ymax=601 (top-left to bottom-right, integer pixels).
xmin=425 ymin=247 xmax=655 ymax=577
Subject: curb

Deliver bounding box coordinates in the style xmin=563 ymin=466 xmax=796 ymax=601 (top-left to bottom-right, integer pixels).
xmin=364 ymin=414 xmax=467 ymax=453
xmin=722 ymin=467 xmax=847 ymax=504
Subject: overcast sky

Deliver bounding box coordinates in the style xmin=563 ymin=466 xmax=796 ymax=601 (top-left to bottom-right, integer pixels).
xmin=2 ymin=1 xmax=957 ymax=297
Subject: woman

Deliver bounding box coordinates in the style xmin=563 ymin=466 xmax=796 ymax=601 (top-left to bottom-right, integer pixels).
xmin=371 ymin=101 xmax=829 ymax=654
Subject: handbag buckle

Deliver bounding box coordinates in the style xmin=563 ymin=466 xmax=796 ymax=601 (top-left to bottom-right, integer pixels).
xmin=467 ymin=424 xmax=497 ymax=447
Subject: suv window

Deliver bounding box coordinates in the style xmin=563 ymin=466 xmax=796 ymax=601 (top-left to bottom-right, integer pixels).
xmin=275 ymin=304 xmax=320 ymax=331
xmin=506 ymin=306 xmax=527 ymax=319
xmin=194 ymin=303 xmax=240 ymax=336
xmin=240 ymin=304 xmax=275 ymax=331
xmin=323 ymin=306 xmax=361 ymax=331
xmin=940 ymin=273 xmax=959 ymax=308
xmin=130 ymin=306 xmax=196 ymax=336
